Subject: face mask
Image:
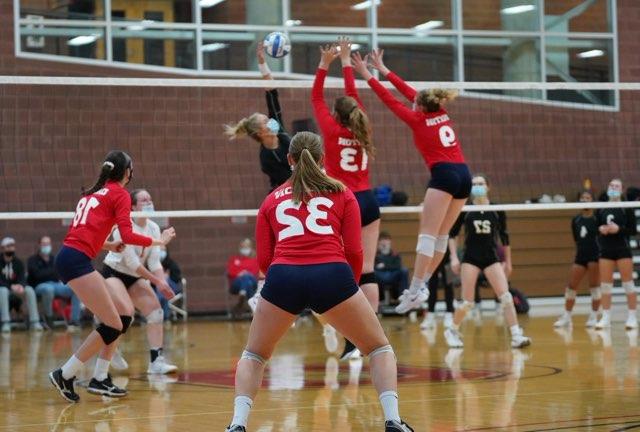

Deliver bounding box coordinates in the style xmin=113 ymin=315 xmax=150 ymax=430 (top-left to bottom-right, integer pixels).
xmin=379 ymin=245 xmax=391 ymax=254
xmin=607 ymin=188 xmax=621 ymax=199
xmin=471 ymin=185 xmax=487 ymax=197
xmin=142 ymin=203 xmax=155 ymax=213
xmin=4 ymin=251 xmax=15 ymax=258
xmin=159 ymin=250 xmax=167 ymax=261
xmin=40 ymin=245 xmax=52 ymax=255
xmin=239 ymin=247 xmax=252 ymax=257
xmin=266 ymin=118 xmax=280 ymax=134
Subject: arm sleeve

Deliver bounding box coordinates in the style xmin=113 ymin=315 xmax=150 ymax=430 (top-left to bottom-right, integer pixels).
xmin=342 ymin=66 xmax=364 ymax=108
xmin=341 ymin=193 xmax=364 ymax=282
xmin=449 ymin=213 xmax=465 ymax=237
xmin=312 ymin=68 xmax=338 ymax=136
xmin=387 ymin=71 xmax=417 ymax=102
xmin=265 ymin=89 xmax=284 ymax=129
xmin=497 ymin=211 xmax=510 ymax=246
xmin=622 ymin=208 xmax=638 ymax=236
xmin=255 ymin=205 xmax=276 ymax=275
xmin=278 ymin=133 xmax=291 ymax=155
xmin=112 ymin=191 xmax=153 ymax=247
xmin=571 ymin=217 xmax=579 ymax=243
xmin=366 ymin=77 xmax=416 ymax=124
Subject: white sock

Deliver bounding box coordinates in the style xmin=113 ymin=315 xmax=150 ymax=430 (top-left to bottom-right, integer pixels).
xmin=379 ymin=390 xmax=401 ymax=422
xmin=409 ymin=277 xmax=424 ymax=294
xmin=231 ymin=395 xmax=253 ymax=427
xmin=602 ymin=310 xmax=611 ymax=319
xmin=94 ymin=358 xmax=110 ymax=381
xmin=61 ymin=355 xmax=84 ymax=380
xmin=629 ymin=309 xmax=637 ymax=318
xmin=509 ymin=325 xmax=520 ymax=336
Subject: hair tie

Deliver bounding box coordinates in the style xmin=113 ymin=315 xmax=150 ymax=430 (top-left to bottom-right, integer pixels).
xmin=103 ymin=161 xmax=115 ymax=169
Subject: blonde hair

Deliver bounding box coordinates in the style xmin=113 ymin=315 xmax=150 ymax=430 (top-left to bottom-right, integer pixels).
xmin=289 ymin=131 xmax=345 ymax=203
xmin=416 ymin=89 xmax=458 ymax=113
xmin=223 ymin=113 xmax=264 ymax=141
xmin=334 ymin=96 xmax=374 ymax=157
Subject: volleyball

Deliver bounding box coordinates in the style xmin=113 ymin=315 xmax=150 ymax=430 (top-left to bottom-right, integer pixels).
xmin=263 ymin=32 xmax=291 ymax=58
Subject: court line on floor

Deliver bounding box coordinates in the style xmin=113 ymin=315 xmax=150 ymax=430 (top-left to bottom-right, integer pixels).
xmin=456 ymin=414 xmax=640 ymax=432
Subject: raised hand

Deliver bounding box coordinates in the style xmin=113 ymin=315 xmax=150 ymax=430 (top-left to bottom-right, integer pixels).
xmin=351 ymin=51 xmax=373 ymax=80
xmin=318 ymin=44 xmax=339 ymax=70
xmin=369 ymin=48 xmax=390 ymax=76
xmin=337 ymin=36 xmax=352 ymax=66
xmin=256 ymin=41 xmax=266 ymax=64
xmin=161 ymin=227 xmax=176 ymax=246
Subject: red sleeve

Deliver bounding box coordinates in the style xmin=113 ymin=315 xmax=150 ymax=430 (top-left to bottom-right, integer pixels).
xmin=367 ymin=77 xmax=417 ymax=125
xmin=112 ymin=190 xmax=153 ymax=247
xmin=342 ymin=66 xmax=364 ymax=108
xmin=341 ymin=192 xmax=363 ymax=282
xmin=387 ymin=71 xmax=417 ymax=102
xmin=255 ymin=203 xmax=276 ymax=275
xmin=312 ymin=68 xmax=339 ymax=137
xmin=226 ymin=256 xmax=239 ymax=279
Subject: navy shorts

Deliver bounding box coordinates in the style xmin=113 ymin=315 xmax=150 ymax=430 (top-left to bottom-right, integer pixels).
xmin=354 ymin=189 xmax=381 ymax=227
xmin=101 ymin=265 xmax=141 ymax=289
xmin=55 ymin=246 xmax=95 ymax=284
xmin=261 ymin=263 xmax=359 ymax=315
xmin=428 ymin=162 xmax=472 ymax=199
xmin=600 ymin=248 xmax=632 ymax=261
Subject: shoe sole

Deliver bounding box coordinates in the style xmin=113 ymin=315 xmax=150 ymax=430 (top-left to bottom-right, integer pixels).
xmin=147 ymin=368 xmax=178 ymax=375
xmin=395 ymin=297 xmax=428 ymax=314
xmin=512 ymin=340 xmax=532 ymax=349
xmin=340 ymin=350 xmax=357 ymax=361
xmin=48 ymin=372 xmax=79 ymax=403
xmin=86 ymin=387 xmax=128 ymax=398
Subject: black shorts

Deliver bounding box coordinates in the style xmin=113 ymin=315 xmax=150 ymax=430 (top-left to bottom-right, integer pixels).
xmin=428 ymin=162 xmax=472 ymax=199
xmin=463 ymin=251 xmax=500 ymax=271
xmin=600 ymin=248 xmax=633 ymax=261
xmin=354 ymin=190 xmax=381 ymax=227
xmin=101 ymin=265 xmax=142 ymax=289
xmin=55 ymin=246 xmax=95 ymax=284
xmin=261 ymin=263 xmax=359 ymax=315
xmin=574 ymin=250 xmax=599 ymax=267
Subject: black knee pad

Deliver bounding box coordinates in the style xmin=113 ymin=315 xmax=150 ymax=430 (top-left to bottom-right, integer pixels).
xmin=96 ymin=324 xmax=121 ymax=345
xmin=120 ymin=315 xmax=133 ymax=334
xmin=359 ymin=272 xmax=377 ymax=286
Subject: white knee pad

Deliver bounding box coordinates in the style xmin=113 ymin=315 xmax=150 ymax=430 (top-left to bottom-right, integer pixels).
xmin=435 ymin=235 xmax=449 ymax=254
xmin=590 ymin=287 xmax=602 ymax=301
xmin=146 ymin=308 xmax=164 ymax=325
xmin=459 ymin=300 xmax=475 ymax=313
xmin=498 ymin=291 xmax=514 ymax=308
xmin=416 ymin=234 xmax=436 ymax=257
xmin=601 ymin=283 xmax=613 ymax=295
xmin=623 ymin=281 xmax=636 ymax=295
xmin=368 ymin=344 xmax=395 ymax=360
xmin=241 ymin=350 xmax=267 ymax=365
xmin=564 ymin=288 xmax=577 ymax=300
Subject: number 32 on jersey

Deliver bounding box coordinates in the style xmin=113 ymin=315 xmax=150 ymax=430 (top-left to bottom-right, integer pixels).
xmin=276 ymin=198 xmax=334 ymax=241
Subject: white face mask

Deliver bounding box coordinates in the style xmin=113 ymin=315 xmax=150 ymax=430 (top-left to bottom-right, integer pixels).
xmin=239 ymin=247 xmax=252 ymax=257
xmin=141 ymin=203 xmax=155 ymax=213
xmin=379 ymin=244 xmax=391 ymax=254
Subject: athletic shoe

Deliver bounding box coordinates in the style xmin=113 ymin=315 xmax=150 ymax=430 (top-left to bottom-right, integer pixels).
xmin=323 ymin=325 xmax=339 ymax=353
xmin=31 ymin=321 xmax=44 ymax=332
xmin=554 ymin=312 xmax=572 ymax=328
xmin=595 ymin=313 xmax=611 ymax=329
xmin=625 ymin=314 xmax=638 ymax=330
xmin=510 ymin=327 xmax=531 ymax=349
xmin=395 ymin=287 xmax=429 ymax=314
xmin=444 ymin=327 xmax=464 ymax=348
xmin=48 ymin=368 xmax=79 ymax=403
xmin=585 ymin=312 xmax=598 ymax=328
xmin=248 ymin=294 xmax=260 ymax=313
xmin=225 ymin=425 xmax=246 ymax=432
xmin=87 ymin=374 xmax=128 ymax=398
xmin=443 ymin=312 xmax=454 ymax=329
xmin=1 ymin=322 xmax=10 ymax=333
xmin=147 ymin=355 xmax=178 ymax=374
xmin=626 ymin=329 xmax=638 ymax=348
xmin=385 ymin=419 xmax=415 ymax=431
xmin=111 ymin=349 xmax=129 ymax=371
xmin=420 ymin=313 xmax=436 ymax=330
xmin=340 ymin=339 xmax=359 ymax=361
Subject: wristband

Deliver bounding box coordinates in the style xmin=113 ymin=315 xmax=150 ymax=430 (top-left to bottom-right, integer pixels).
xmin=259 ymin=62 xmax=271 ymax=76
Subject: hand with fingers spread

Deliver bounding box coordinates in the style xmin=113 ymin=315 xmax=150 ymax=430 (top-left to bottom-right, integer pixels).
xmin=369 ymin=48 xmax=390 ymax=76
xmin=318 ymin=44 xmax=339 ymax=70
xmin=337 ymin=36 xmax=352 ymax=67
xmin=351 ymin=51 xmax=373 ymax=80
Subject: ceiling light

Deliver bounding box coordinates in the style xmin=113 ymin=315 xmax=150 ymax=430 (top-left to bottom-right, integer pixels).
xmin=285 ymin=19 xmax=302 ymax=27
xmin=413 ymin=20 xmax=444 ymax=31
xmin=201 ymin=43 xmax=229 ymax=52
xmin=351 ymin=0 xmax=381 ymax=11
xmin=199 ymin=0 xmax=225 ymax=8
xmin=126 ymin=19 xmax=154 ymax=31
xmin=501 ymin=5 xmax=535 ymax=15
xmin=67 ymin=34 xmax=100 ymax=46
xmin=577 ymin=49 xmax=605 ymax=58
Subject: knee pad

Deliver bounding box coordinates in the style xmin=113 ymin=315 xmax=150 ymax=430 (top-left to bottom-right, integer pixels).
xmin=564 ymin=288 xmax=577 ymax=300
xmin=435 ymin=235 xmax=449 ymax=254
xmin=146 ymin=308 xmax=164 ymax=325
xmin=416 ymin=234 xmax=436 ymax=258
xmin=96 ymin=323 xmax=121 ymax=345
xmin=359 ymin=272 xmax=376 ymax=286
xmin=498 ymin=291 xmax=514 ymax=308
xmin=368 ymin=344 xmax=395 ymax=360
xmin=120 ymin=315 xmax=133 ymax=334
xmin=241 ymin=350 xmax=266 ymax=365
xmin=590 ymin=287 xmax=602 ymax=301
xmin=623 ymin=281 xmax=636 ymax=295
xmin=601 ymin=283 xmax=613 ymax=295
xmin=459 ymin=300 xmax=475 ymax=313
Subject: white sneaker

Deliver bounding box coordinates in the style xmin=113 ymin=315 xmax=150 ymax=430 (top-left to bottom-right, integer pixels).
xmin=595 ymin=313 xmax=611 ymax=329
xmin=585 ymin=312 xmax=598 ymax=328
xmin=1 ymin=323 xmax=10 ymax=333
xmin=31 ymin=322 xmax=43 ymax=332
xmin=510 ymin=327 xmax=531 ymax=349
xmin=147 ymin=355 xmax=178 ymax=374
xmin=444 ymin=327 xmax=464 ymax=348
xmin=349 ymin=348 xmax=362 ymax=360
xmin=111 ymin=349 xmax=129 ymax=371
xmin=395 ymin=288 xmax=429 ymax=314
xmin=625 ymin=314 xmax=638 ymax=330
xmin=420 ymin=313 xmax=436 ymax=330
xmin=248 ymin=294 xmax=260 ymax=313
xmin=322 ymin=325 xmax=339 ymax=354
xmin=443 ymin=312 xmax=454 ymax=329
xmin=627 ymin=329 xmax=638 ymax=347
xmin=554 ymin=312 xmax=572 ymax=328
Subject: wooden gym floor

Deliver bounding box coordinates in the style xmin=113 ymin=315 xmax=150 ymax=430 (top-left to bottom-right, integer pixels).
xmin=1 ymin=309 xmax=639 ymax=432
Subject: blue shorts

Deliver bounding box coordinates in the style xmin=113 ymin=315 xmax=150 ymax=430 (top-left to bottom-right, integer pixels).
xmin=55 ymin=246 xmax=95 ymax=284
xmin=261 ymin=263 xmax=359 ymax=315
xmin=428 ymin=162 xmax=472 ymax=199
xmin=354 ymin=189 xmax=381 ymax=227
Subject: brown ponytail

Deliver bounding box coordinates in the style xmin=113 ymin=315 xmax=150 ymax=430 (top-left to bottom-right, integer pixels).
xmin=416 ymin=89 xmax=458 ymax=113
xmin=334 ymin=96 xmax=374 ymax=157
xmin=223 ymin=113 xmax=264 ymax=142
xmin=289 ymin=132 xmax=345 ymax=204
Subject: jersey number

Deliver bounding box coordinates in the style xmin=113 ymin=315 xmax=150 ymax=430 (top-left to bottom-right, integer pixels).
xmin=580 ymin=225 xmax=588 ymax=238
xmin=276 ymin=198 xmax=334 ymax=241
xmin=606 ymin=214 xmax=615 ymax=225
xmin=72 ymin=196 xmax=100 ymax=227
xmin=473 ymin=220 xmax=491 ymax=234
xmin=439 ymin=125 xmax=457 ymax=147
xmin=340 ymin=147 xmax=368 ymax=172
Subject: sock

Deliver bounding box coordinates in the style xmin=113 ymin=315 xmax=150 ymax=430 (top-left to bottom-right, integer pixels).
xmin=629 ymin=309 xmax=637 ymax=319
xmin=409 ymin=277 xmax=424 ymax=294
xmin=509 ymin=325 xmax=520 ymax=336
xmin=424 ymin=272 xmax=432 ymax=285
xmin=93 ymin=357 xmax=110 ymax=381
xmin=602 ymin=310 xmax=611 ymax=319
xmin=61 ymin=355 xmax=84 ymax=380
xmin=231 ymin=395 xmax=253 ymax=427
xmin=379 ymin=390 xmax=401 ymax=422
xmin=150 ymin=348 xmax=162 ymax=363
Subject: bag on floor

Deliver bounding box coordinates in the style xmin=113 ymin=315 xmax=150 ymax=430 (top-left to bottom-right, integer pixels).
xmin=509 ymin=286 xmax=530 ymax=314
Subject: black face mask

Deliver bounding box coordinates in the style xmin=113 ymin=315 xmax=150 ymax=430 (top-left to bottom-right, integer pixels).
xmin=4 ymin=251 xmax=15 ymax=258
xmin=125 ymin=168 xmax=133 ymax=186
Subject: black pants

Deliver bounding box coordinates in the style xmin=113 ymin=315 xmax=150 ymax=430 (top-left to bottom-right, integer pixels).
xmin=427 ymin=266 xmax=454 ymax=313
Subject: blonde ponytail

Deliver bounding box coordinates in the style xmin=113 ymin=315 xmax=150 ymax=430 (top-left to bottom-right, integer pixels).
xmin=348 ymin=107 xmax=375 ymax=157
xmin=416 ymin=89 xmax=458 ymax=113
xmin=223 ymin=113 xmax=264 ymax=141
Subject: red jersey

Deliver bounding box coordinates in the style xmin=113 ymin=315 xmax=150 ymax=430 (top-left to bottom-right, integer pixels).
xmin=367 ymin=71 xmax=466 ymax=168
xmin=312 ymin=67 xmax=372 ymax=193
xmin=63 ymin=181 xmax=153 ymax=259
xmin=255 ymin=182 xmax=363 ymax=281
xmin=226 ymin=255 xmax=260 ymax=281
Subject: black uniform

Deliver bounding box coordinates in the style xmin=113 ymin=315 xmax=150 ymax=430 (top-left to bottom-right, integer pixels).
xmin=571 ymin=214 xmax=599 ymax=267
xmin=595 ymin=207 xmax=637 ymax=260
xmin=260 ymin=89 xmax=291 ymax=190
xmin=451 ymin=208 xmax=509 ymax=270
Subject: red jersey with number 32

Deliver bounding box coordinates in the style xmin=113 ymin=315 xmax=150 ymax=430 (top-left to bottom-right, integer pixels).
xmin=255 ymin=182 xmax=363 ymax=281
xmin=63 ymin=181 xmax=153 ymax=259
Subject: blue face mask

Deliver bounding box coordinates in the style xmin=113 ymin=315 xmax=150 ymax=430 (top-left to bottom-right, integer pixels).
xmin=40 ymin=245 xmax=52 ymax=255
xmin=607 ymin=188 xmax=621 ymax=199
xmin=471 ymin=185 xmax=487 ymax=197
xmin=266 ymin=118 xmax=280 ymax=134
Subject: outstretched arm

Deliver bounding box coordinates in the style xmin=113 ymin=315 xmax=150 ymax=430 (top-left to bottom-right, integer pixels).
xmin=369 ymin=49 xmax=416 ymax=102
xmin=312 ymin=45 xmax=339 ymax=135
xmin=338 ymin=36 xmax=363 ymax=108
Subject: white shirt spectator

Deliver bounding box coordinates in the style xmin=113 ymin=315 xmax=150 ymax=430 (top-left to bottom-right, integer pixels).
xmin=104 ymin=219 xmax=163 ymax=277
